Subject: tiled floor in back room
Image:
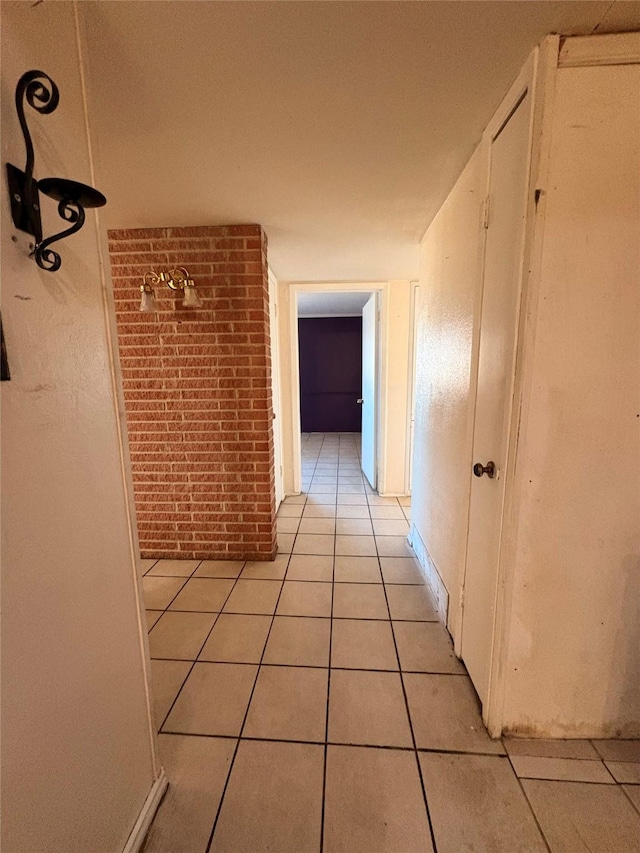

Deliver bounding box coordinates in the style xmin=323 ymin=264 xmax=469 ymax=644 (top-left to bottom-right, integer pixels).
xmin=141 ymin=433 xmax=640 ymax=853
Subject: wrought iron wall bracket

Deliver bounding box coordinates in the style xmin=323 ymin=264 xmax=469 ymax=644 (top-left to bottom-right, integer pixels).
xmin=6 ymin=69 xmax=106 ymax=272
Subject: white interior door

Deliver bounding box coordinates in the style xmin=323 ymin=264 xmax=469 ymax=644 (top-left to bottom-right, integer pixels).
xmin=268 ymin=270 xmax=284 ymax=509
xmin=461 ymin=89 xmax=532 ymax=707
xmin=360 ymin=294 xmax=377 ymax=488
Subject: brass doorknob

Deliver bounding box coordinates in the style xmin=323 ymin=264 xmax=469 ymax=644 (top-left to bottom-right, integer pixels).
xmin=473 ymin=461 xmax=496 ymax=478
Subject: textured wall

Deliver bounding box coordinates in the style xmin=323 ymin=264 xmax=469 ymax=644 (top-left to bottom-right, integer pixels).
xmin=412 ymin=147 xmax=484 ymax=640
xmin=108 ymin=225 xmax=276 ymax=560
xmin=1 ymin=4 xmax=157 ymax=851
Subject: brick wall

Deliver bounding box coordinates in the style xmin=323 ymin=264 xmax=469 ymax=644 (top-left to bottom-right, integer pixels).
xmin=108 ymin=224 xmax=277 ymax=561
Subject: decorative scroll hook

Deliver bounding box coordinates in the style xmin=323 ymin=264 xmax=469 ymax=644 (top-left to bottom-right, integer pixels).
xmin=6 ymin=69 xmax=106 ymax=272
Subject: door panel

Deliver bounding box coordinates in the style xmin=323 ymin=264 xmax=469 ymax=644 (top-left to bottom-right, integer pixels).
xmin=461 ymin=90 xmax=532 ymax=706
xmin=298 ymin=317 xmax=362 ymax=432
xmin=361 ymin=294 xmax=377 ymax=488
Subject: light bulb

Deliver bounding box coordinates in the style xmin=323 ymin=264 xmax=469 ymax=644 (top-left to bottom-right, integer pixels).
xmin=182 ymin=284 xmax=203 ymax=308
xmin=139 ymin=287 xmax=159 ymax=313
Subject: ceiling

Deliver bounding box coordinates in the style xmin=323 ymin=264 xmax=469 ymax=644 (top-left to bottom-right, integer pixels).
xmin=81 ymin=1 xmax=640 ymax=282
xmin=298 ymin=291 xmax=372 ymax=317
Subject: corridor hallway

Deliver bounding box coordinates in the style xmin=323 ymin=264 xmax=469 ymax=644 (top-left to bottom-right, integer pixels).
xmin=142 ymin=433 xmax=640 ymax=852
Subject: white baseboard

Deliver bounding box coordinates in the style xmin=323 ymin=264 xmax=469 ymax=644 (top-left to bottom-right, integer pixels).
xmin=122 ymin=769 xmax=168 ymax=853
xmin=408 ymin=523 xmax=449 ymax=623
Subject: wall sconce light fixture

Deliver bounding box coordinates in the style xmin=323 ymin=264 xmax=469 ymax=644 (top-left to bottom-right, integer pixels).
xmin=139 ymin=268 xmax=203 ymax=312
xmin=6 ymin=70 xmax=107 ymax=272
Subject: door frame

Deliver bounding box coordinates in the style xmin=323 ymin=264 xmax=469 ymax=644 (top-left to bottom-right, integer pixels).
xmin=268 ymin=268 xmax=285 ymax=509
xmin=459 ymin=40 xmax=559 ymax=737
xmin=286 ymin=281 xmax=387 ymax=495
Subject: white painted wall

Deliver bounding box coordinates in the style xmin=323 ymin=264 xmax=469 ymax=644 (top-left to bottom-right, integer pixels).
xmin=502 ymin=56 xmax=640 ymax=737
xmin=412 ymin=34 xmax=640 ymax=737
xmin=276 ymin=280 xmax=412 ymax=496
xmin=1 ymin=4 xmax=159 ymax=851
xmin=411 ymin=147 xmax=484 ymax=640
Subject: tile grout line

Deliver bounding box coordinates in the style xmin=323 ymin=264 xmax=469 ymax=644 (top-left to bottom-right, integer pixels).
xmin=376 ymin=534 xmax=440 ymax=853
xmin=204 ymin=455 xmax=318 ymax=852
xmin=155 ymin=561 xmax=245 ymax=733
xmin=320 ymin=432 xmax=337 ymax=853
xmin=508 ymin=752 xmax=553 ymax=853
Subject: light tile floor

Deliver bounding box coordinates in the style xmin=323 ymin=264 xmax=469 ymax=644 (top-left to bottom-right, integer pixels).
xmin=141 ymin=433 xmax=640 ymax=852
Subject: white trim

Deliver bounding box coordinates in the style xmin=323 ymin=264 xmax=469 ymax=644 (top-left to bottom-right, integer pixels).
xmin=409 ymin=524 xmax=449 ymax=623
xmin=559 ymin=32 xmax=640 ymax=68
xmin=121 ymin=770 xmax=168 ymax=853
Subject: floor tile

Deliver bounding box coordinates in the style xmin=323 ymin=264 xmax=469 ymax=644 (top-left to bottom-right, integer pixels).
xmin=277 ymin=580 xmax=332 ymax=617
xmin=146 ymin=559 xmax=200 ymax=577
xmin=335 ymin=535 xmax=377 ymax=556
xmin=143 ymin=734 xmax=235 ymax=853
xmin=393 ymin=621 xmax=465 ymax=673
xmin=142 ymin=576 xmax=187 ymax=610
xmin=592 ymin=740 xmax=640 ymax=762
xmin=209 ymin=740 xmax=323 ymax=853
xmin=312 ymin=475 xmax=338 ymax=484
xmin=277 ymin=516 xmax=301 ymax=534
xmin=405 ymin=673 xmax=504 ymax=753
xmin=336 ymin=504 xmax=371 ymax=519
xmin=141 ymin=558 xmax=157 ymax=572
xmin=336 ymin=494 xmax=369 ymax=506
xmin=376 ymin=536 xmax=415 ymax=557
xmin=336 ymin=517 xmax=374 ymax=536
xmin=385 ymin=585 xmax=438 ymax=621
xmin=373 ymin=519 xmax=410 ymax=536
xmin=286 ymin=554 xmax=334 ymax=582
xmin=146 ymin=609 xmax=163 ymax=631
xmin=240 ymin=555 xmax=288 ymax=580
xmin=334 ymin=555 xmax=382 ymax=583
xmin=368 ymin=505 xmax=406 ymax=520
xmin=277 ymin=532 xmax=295 ymax=553
xmin=331 ymin=619 xmax=398 ymax=670
xmin=149 ymin=659 xmax=191 ymax=729
xmin=421 ymin=753 xmax=546 ymax=853
xmin=308 ymin=484 xmax=337 ymax=495
xmin=169 ymin=578 xmax=235 ymax=612
xmin=222 ymin=579 xmax=282 ymax=615
xmin=523 ymin=779 xmax=640 ymax=852
xmin=298 ymin=516 xmax=336 ymax=535
xmin=328 ymin=669 xmax=412 ymax=747
xmin=398 ymin=497 xmax=411 ymax=507
xmin=367 ymin=496 xmax=400 ymax=506
xmin=277 ymin=503 xmax=304 ymax=517
xmin=194 ymin=560 xmax=245 ymax=578
xmin=380 ymin=557 xmax=423 ymax=584
xmin=244 ymin=665 xmax=328 ymax=742
xmin=333 ymin=583 xmax=388 ymax=619
xmin=504 ymin=738 xmax=600 ymax=760
xmin=302 ymin=504 xmax=337 ymax=518
xmin=338 ymin=484 xmax=365 ymax=494
xmin=305 ymin=493 xmax=339 ymax=505
xmin=264 ymin=616 xmax=331 ymax=666
xmin=605 ymin=761 xmax=640 ymax=784
xmin=149 ymin=611 xmax=217 ymax=660
xmin=198 ymin=614 xmax=272 ymax=663
xmin=324 ymin=745 xmax=433 ymax=853
xmin=164 ymin=662 xmax=257 ymax=736
xmin=292 ymin=533 xmax=335 ymax=555
xmin=511 ymin=755 xmax=614 ymax=783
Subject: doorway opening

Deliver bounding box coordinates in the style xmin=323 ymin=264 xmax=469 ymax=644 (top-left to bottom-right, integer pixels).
xmin=295 ymin=289 xmax=379 ymax=491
